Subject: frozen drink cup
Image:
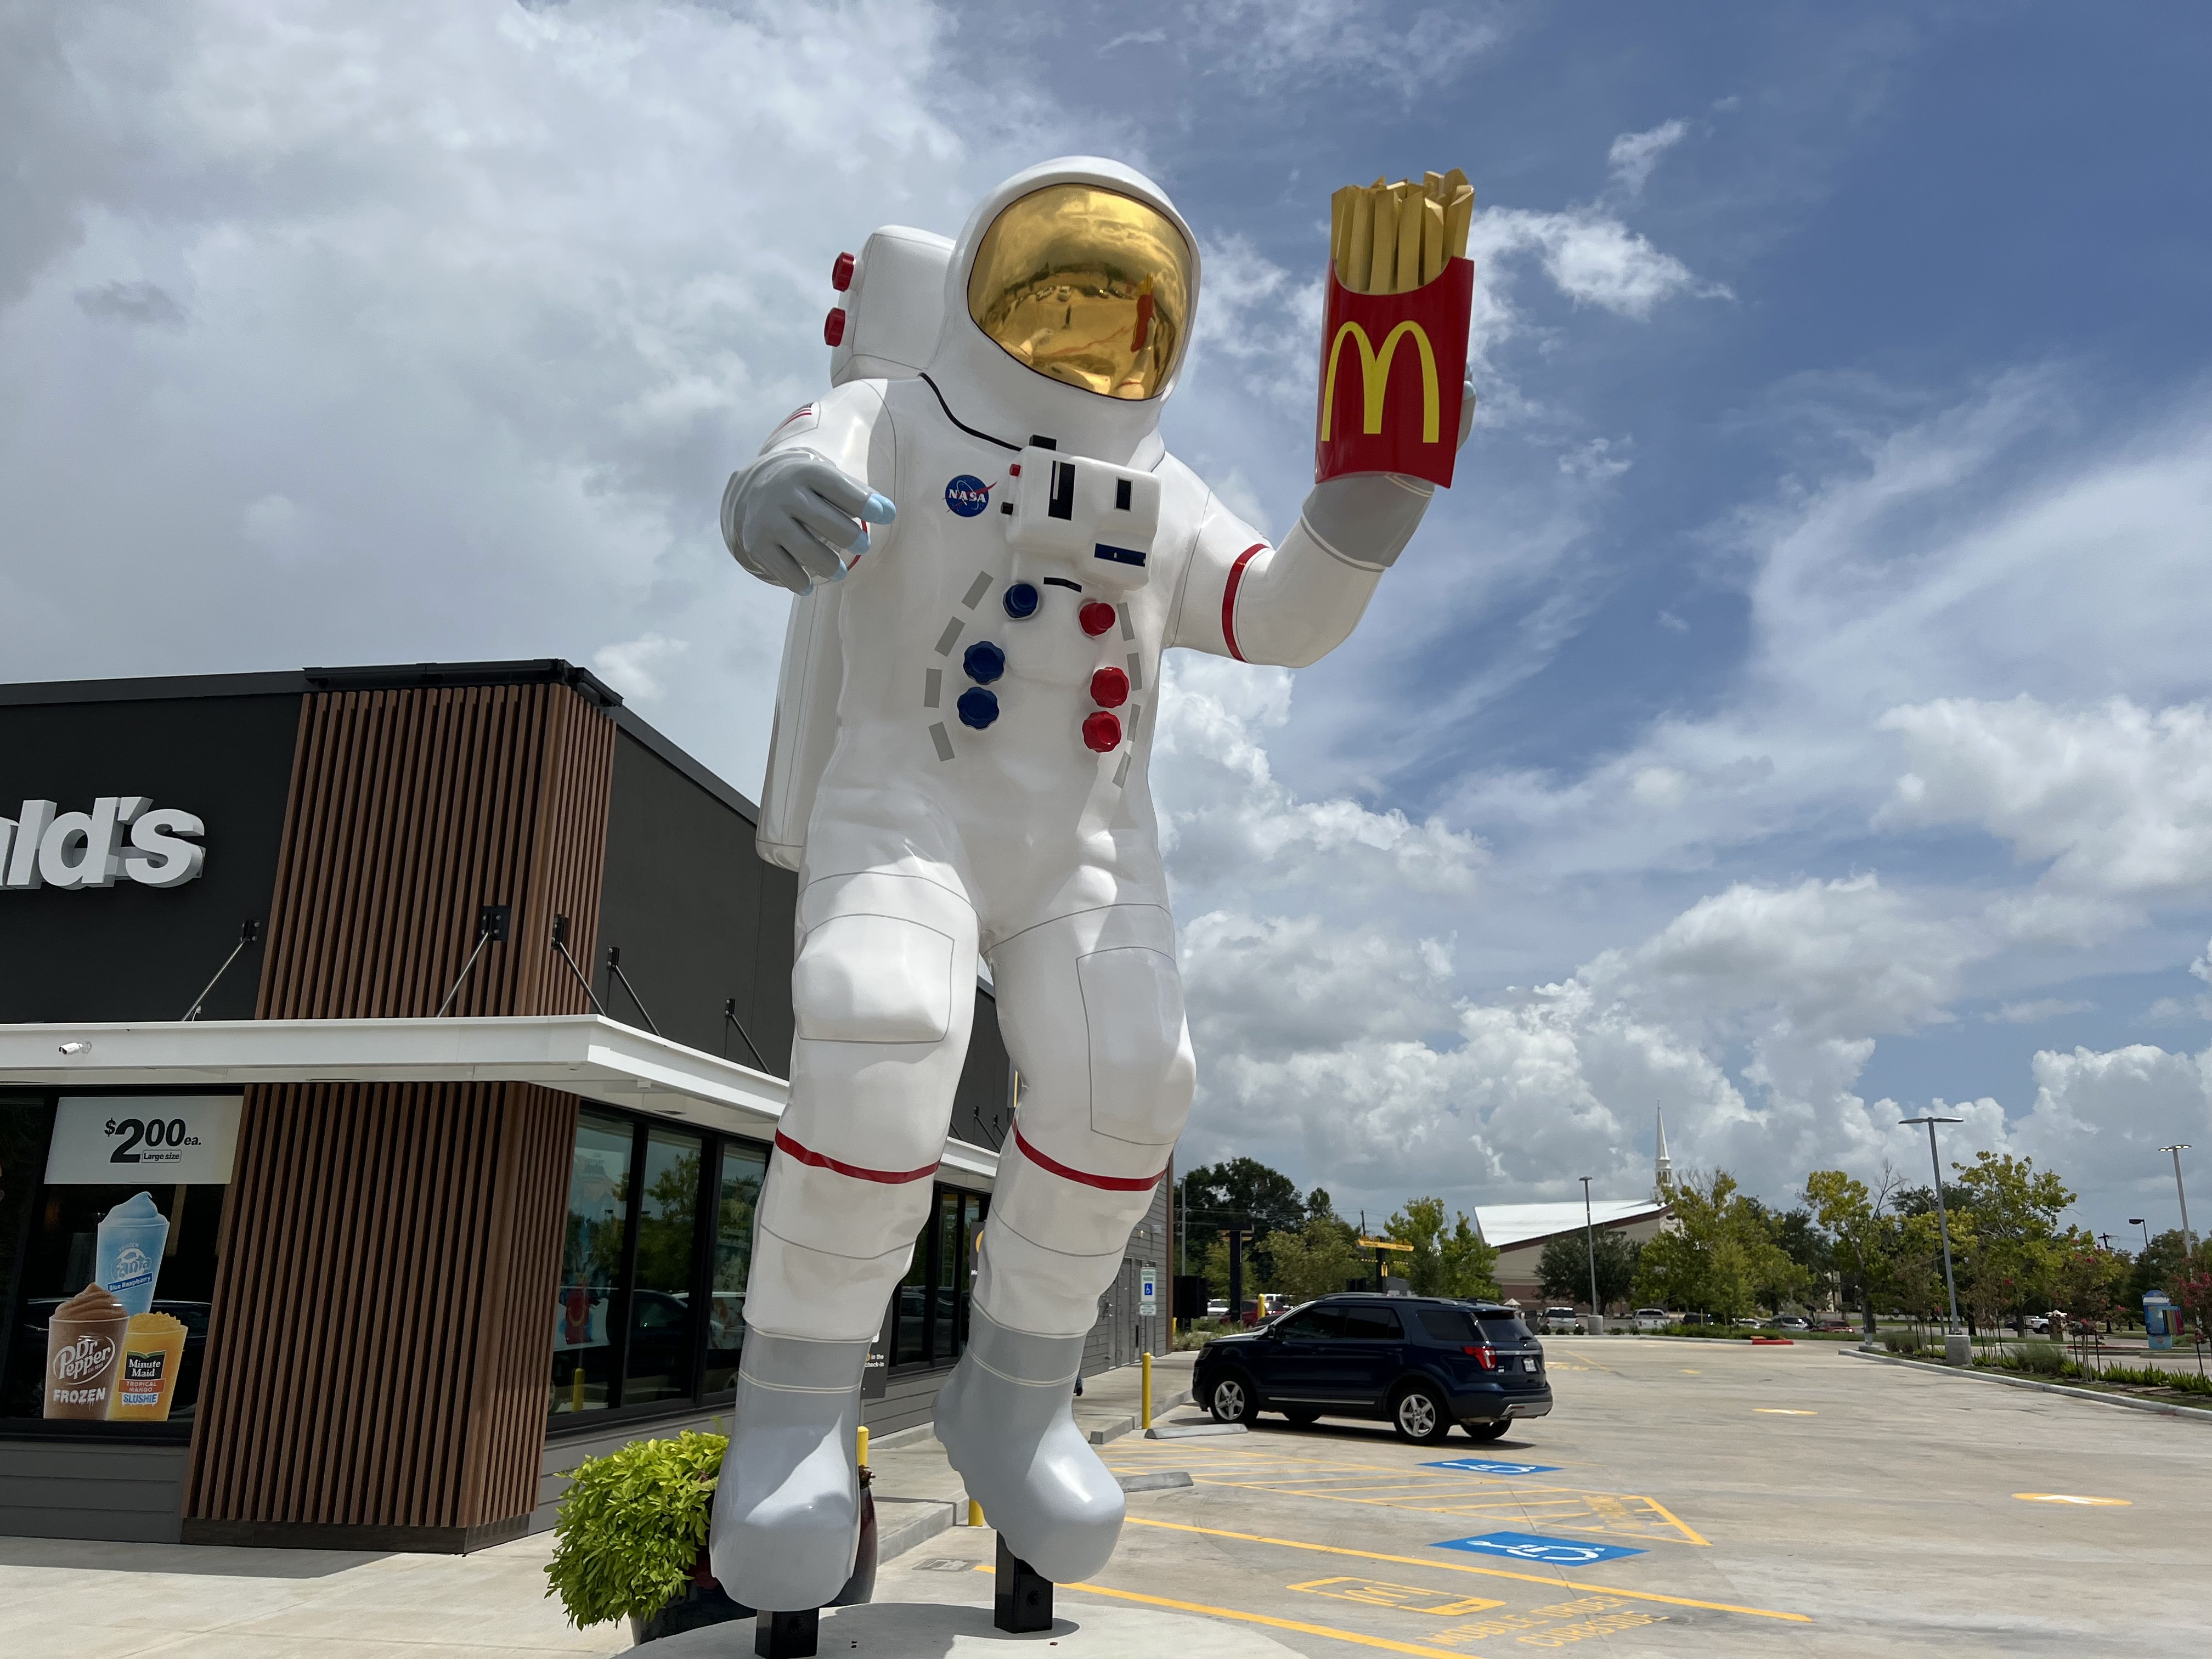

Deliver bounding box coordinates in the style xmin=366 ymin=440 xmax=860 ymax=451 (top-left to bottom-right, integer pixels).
xmin=110 ymin=1312 xmax=189 ymax=1421
xmin=46 ymin=1284 xmax=129 ymax=1419
xmin=98 ymin=1190 xmax=170 ymax=1316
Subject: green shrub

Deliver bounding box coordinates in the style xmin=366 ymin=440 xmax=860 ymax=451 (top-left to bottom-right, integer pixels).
xmin=2011 ymin=1342 xmax=2068 ymax=1376
xmin=544 ymin=1429 xmax=726 ymax=1629
xmin=1880 ymin=1332 xmax=1928 ymax=1357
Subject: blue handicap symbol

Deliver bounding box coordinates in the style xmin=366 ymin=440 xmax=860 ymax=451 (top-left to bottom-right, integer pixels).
xmin=1431 ymin=1531 xmax=1645 ymax=1566
xmin=1421 ymin=1458 xmax=1563 ymax=1476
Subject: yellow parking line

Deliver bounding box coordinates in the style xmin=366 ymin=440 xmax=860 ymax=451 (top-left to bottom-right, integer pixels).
xmin=1123 ymin=1517 xmax=1810 ymax=1622
xmin=975 ymin=1567 xmax=1497 ymax=1659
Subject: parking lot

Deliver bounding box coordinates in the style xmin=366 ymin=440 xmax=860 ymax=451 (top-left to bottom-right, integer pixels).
xmin=881 ymin=1336 xmax=2209 ymax=1656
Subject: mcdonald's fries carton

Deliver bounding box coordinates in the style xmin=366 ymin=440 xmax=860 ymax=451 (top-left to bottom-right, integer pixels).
xmin=1316 ymin=171 xmax=1476 ymax=489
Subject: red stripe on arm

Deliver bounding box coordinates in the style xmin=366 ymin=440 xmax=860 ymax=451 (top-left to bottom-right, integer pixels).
xmin=1220 ymin=542 xmax=1266 ymax=663
xmin=1013 ymin=1124 xmax=1166 ymax=1192
xmin=774 ymin=1130 xmax=939 ymax=1185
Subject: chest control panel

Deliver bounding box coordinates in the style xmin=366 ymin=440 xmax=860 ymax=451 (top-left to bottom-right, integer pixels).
xmin=1002 ymin=445 xmax=1161 ymax=595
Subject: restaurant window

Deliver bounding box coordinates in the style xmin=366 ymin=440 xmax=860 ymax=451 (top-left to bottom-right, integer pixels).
xmin=551 ymin=1109 xmax=631 ymax=1417
xmin=704 ymin=1141 xmax=766 ymax=1394
xmin=549 ymin=1106 xmax=770 ymax=1427
xmin=885 ymin=1183 xmax=988 ymax=1372
xmin=1 ymin=1094 xmax=239 ymax=1434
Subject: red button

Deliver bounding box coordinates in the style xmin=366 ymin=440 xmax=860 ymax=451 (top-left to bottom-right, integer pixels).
xmin=1082 ymin=711 xmax=1122 ymax=752
xmin=1090 ymin=667 xmax=1129 ymax=708
xmin=831 ymin=251 xmax=855 ymax=292
xmin=823 ymin=307 xmax=847 ymax=347
xmin=1079 ymin=601 xmax=1116 ymax=637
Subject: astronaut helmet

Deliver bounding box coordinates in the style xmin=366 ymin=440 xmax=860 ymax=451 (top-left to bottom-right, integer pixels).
xmin=929 ymin=159 xmax=1202 ymax=463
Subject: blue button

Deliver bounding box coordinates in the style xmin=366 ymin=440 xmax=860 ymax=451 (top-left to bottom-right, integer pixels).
xmin=963 ymin=641 xmax=1006 ymax=684
xmin=1003 ymin=582 xmax=1039 ymax=619
xmin=956 ymin=687 xmax=999 ymax=730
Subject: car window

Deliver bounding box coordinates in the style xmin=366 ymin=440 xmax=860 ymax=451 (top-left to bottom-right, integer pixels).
xmin=1276 ymin=1306 xmax=1345 ymax=1341
xmin=1340 ymin=1305 xmax=1404 ymax=1340
xmin=1416 ymin=1308 xmax=1476 ymax=1342
xmin=1475 ymin=1312 xmax=1532 ymax=1341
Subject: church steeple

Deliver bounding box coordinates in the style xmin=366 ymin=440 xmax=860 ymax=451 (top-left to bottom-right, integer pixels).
xmin=1654 ymin=1104 xmax=1673 ymax=1200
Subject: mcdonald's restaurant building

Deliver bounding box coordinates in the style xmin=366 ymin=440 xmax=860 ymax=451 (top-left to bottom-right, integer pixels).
xmin=0 ymin=661 xmax=1171 ymax=1550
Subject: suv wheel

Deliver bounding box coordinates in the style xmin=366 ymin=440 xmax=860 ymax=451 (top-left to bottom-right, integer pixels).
xmin=1462 ymin=1419 xmax=1510 ymax=1442
xmin=1209 ymin=1373 xmax=1257 ymax=1426
xmin=1391 ymin=1382 xmax=1450 ymax=1444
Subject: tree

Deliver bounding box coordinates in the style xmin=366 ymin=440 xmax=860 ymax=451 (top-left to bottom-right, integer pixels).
xmin=1182 ymin=1156 xmax=1307 ymax=1286
xmin=1384 ymin=1196 xmax=1502 ymax=1300
xmin=1630 ymin=1170 xmax=1796 ymax=1321
xmin=2129 ymin=1228 xmax=2193 ymax=1310
xmin=1803 ymin=1169 xmax=1893 ymax=1335
xmin=1949 ymin=1151 xmax=2073 ymax=1333
xmin=1536 ymin=1229 xmax=1639 ymax=1311
xmin=1265 ymin=1213 xmax=1370 ymax=1302
xmin=2048 ymin=1232 xmax=2129 ymax=1331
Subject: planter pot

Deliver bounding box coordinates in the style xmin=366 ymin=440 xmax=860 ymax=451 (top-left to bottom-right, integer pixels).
xmin=630 ymin=1489 xmax=877 ymax=1645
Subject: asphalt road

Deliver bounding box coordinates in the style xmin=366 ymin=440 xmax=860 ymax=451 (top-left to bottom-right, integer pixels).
xmin=876 ymin=1334 xmax=2209 ymax=1657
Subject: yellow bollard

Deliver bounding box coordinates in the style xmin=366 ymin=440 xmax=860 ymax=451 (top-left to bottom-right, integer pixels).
xmin=1142 ymin=1351 xmax=1153 ymax=1431
xmin=856 ymin=1425 xmax=869 ymax=1469
xmin=968 ymin=1497 xmax=986 ymax=1528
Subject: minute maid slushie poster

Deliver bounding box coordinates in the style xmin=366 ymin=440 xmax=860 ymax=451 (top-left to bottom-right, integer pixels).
xmin=43 ymin=1191 xmax=189 ymax=1422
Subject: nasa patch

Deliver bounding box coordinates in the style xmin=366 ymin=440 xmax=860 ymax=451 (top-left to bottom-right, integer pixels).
xmin=944 ymin=475 xmax=994 ymax=517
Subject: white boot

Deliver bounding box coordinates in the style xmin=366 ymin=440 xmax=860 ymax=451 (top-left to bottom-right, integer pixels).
xmin=708 ymin=1331 xmax=870 ymax=1611
xmin=934 ymin=1307 xmax=1124 ymax=1582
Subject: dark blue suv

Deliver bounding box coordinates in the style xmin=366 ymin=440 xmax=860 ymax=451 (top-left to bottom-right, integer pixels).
xmin=1193 ymin=1294 xmax=1552 ymax=1443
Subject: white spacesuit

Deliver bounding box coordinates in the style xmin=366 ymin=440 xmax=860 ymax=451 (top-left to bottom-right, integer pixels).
xmin=710 ymin=157 xmax=1466 ymax=1612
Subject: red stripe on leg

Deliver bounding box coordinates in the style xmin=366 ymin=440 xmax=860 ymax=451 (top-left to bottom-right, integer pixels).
xmin=1221 ymin=542 xmax=1266 ymax=663
xmin=774 ymin=1130 xmax=939 ymax=1185
xmin=1012 ymin=1124 xmax=1166 ymax=1192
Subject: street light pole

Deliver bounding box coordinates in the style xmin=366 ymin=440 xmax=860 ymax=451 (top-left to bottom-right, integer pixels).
xmin=1579 ymin=1176 xmax=1601 ymax=1334
xmin=2162 ymin=1144 xmax=2195 ymax=1254
xmin=1900 ymin=1115 xmax=1965 ymax=1337
xmin=2130 ymin=1217 xmax=2151 ymax=1255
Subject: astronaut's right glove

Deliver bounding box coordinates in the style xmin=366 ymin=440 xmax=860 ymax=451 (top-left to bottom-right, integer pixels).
xmin=720 ymin=450 xmax=897 ymax=595
xmin=1297 ymin=366 xmax=1477 ymax=571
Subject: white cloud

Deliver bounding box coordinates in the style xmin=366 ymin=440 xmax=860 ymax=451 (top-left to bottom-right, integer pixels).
xmin=1880 ymin=695 xmax=2212 ymax=904
xmin=592 ymin=633 xmax=690 ymax=702
xmin=1988 ymin=998 xmax=2093 ymax=1024
xmin=1474 ymin=207 xmax=1723 ymax=321
xmin=1606 ymin=119 xmax=1688 ymax=197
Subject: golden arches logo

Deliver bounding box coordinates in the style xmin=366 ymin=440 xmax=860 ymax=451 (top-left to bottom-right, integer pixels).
xmin=1319 ymin=320 xmax=1441 ymax=444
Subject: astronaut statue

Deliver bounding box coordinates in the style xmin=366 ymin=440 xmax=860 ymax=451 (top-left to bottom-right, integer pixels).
xmin=710 ymin=157 xmax=1472 ymax=1616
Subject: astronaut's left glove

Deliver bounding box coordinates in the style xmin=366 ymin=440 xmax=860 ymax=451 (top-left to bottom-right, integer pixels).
xmin=1297 ymin=368 xmax=1477 ymax=571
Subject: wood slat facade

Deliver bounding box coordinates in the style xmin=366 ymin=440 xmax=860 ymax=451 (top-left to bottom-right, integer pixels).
xmin=183 ymin=680 xmax=614 ymax=1548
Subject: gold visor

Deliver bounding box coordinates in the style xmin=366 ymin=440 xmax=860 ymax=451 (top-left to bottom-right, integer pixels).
xmin=966 ymin=184 xmax=1192 ymax=400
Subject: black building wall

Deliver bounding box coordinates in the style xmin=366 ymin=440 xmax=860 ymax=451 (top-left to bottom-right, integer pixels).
xmin=0 ymin=675 xmax=302 ymax=1024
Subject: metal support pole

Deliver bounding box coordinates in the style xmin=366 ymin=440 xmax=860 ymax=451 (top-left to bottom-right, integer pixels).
xmin=1579 ymin=1176 xmax=1600 ymax=1333
xmin=2163 ymin=1144 xmax=2196 ymax=1254
xmin=1903 ymin=1115 xmax=1964 ymax=1340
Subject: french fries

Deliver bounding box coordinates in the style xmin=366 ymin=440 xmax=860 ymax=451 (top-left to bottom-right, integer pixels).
xmin=1329 ymin=169 xmax=1472 ymax=293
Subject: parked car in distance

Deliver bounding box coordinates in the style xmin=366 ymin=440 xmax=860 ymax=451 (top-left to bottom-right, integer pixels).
xmin=1633 ymin=1307 xmax=1671 ymax=1331
xmin=1193 ymin=1294 xmax=1553 ymax=1444
xmin=1206 ymin=1299 xmax=1228 ymax=1319
xmin=1768 ymin=1315 xmax=1811 ymax=1331
xmin=1539 ymin=1307 xmax=1581 ymax=1335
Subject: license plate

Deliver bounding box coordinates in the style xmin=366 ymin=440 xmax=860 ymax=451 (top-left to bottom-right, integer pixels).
xmin=1523 ymin=1357 xmax=1539 ymax=1372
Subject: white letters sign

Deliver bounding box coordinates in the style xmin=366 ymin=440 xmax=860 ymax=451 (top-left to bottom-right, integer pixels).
xmin=44 ymin=1096 xmax=243 ymax=1186
xmin=0 ymin=798 xmax=206 ymax=891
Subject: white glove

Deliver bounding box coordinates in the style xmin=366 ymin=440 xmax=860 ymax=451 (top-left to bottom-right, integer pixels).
xmin=1301 ymin=368 xmax=1477 ymax=569
xmin=720 ymin=450 xmax=898 ymax=595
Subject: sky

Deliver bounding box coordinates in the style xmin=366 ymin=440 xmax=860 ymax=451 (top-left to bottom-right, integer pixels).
xmin=6 ymin=1 xmax=2212 ymax=1241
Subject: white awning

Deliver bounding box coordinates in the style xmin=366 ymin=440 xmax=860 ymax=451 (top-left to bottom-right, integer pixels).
xmin=0 ymin=1015 xmax=998 ymax=1186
